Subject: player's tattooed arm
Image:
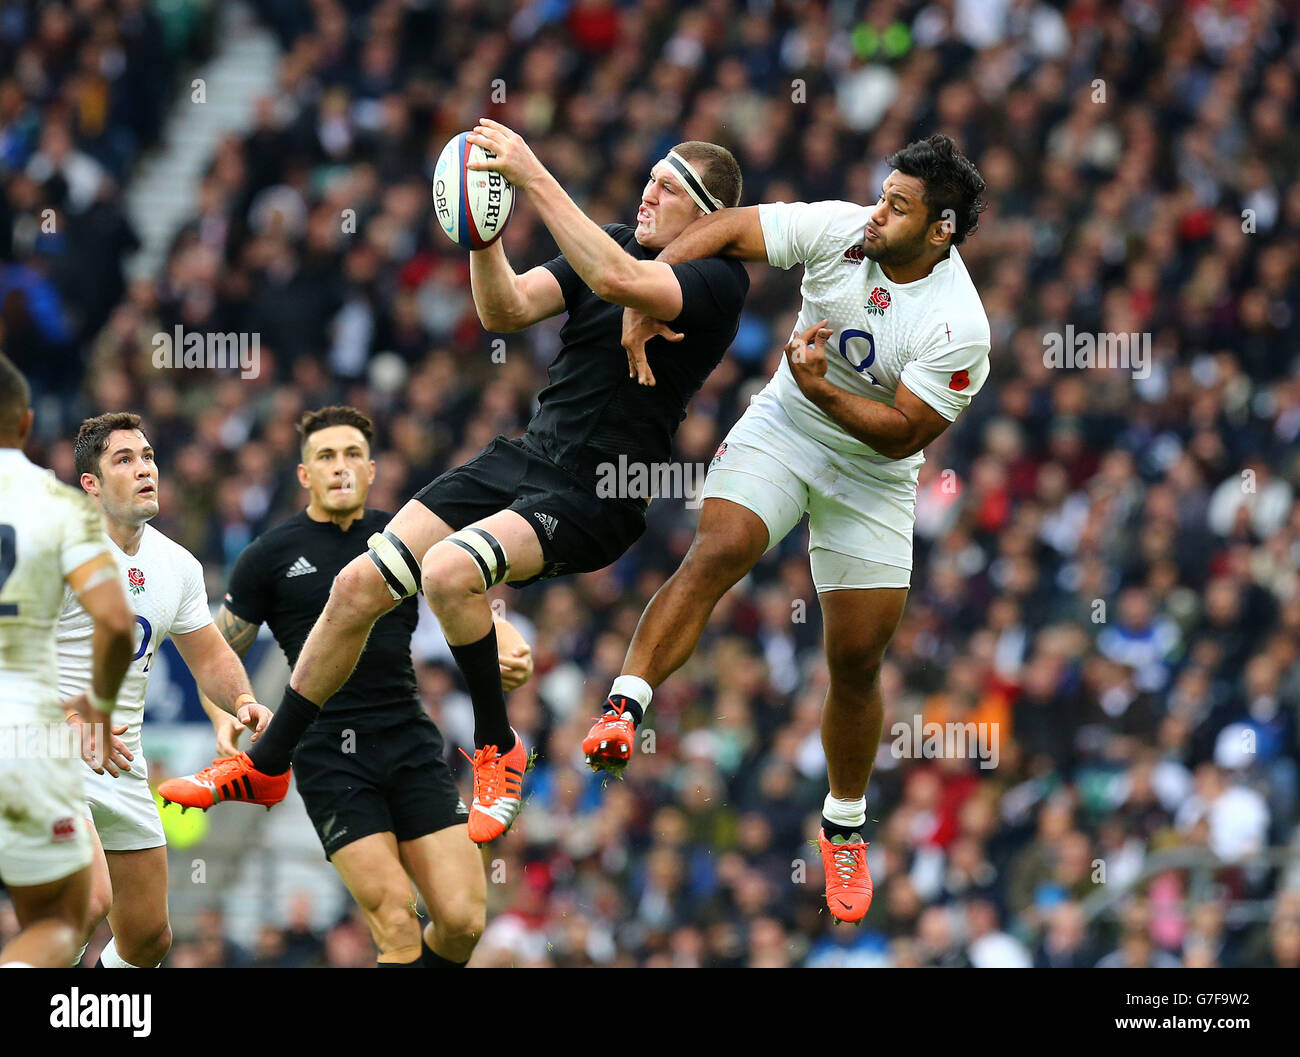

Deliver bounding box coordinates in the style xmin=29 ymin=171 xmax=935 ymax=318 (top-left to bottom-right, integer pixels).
xmin=214 ymin=604 xmax=260 ymax=659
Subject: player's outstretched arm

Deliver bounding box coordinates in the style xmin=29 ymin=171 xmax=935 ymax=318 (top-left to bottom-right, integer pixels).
xmin=174 ymin=621 xmax=272 ymax=748
xmin=469 ymin=118 xmax=687 ymax=320
xmin=656 ymin=206 xmax=768 ymax=266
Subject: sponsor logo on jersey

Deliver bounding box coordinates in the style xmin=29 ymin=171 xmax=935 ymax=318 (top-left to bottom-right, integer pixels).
xmin=533 ymin=511 xmax=559 ymax=540
xmin=285 ymin=556 xmax=318 ymax=578
xmin=52 ymin=816 xmax=77 ymax=842
xmin=866 ymin=287 xmax=892 ymax=316
xmin=842 ymin=244 xmax=866 ymax=265
xmin=126 ymin=568 xmax=145 ymax=596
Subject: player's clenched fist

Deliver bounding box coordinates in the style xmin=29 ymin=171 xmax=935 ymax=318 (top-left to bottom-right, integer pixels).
xmin=784 ymin=318 xmax=833 ymax=394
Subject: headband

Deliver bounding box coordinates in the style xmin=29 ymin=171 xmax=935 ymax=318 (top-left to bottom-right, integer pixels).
xmin=666 ymin=150 xmax=725 ymax=213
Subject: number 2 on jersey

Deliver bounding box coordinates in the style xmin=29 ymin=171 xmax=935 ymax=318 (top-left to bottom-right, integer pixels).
xmin=0 ymin=524 xmax=17 ymax=616
xmin=134 ymin=615 xmax=154 ymax=670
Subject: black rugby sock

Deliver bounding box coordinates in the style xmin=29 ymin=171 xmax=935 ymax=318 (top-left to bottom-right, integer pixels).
xmin=451 ymin=626 xmax=514 ymax=752
xmin=606 ymin=693 xmax=643 ymax=727
xmin=822 ymin=816 xmax=866 ymax=842
xmin=247 ymin=686 xmax=320 ymax=775
xmin=422 ymin=937 xmax=468 ymax=968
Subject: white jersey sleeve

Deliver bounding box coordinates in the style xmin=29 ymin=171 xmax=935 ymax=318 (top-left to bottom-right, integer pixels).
xmin=759 ymin=201 xmax=869 ymax=272
xmin=900 ymin=332 xmax=991 ymax=423
xmin=172 ymin=549 xmax=213 ymax=635
xmin=60 ymin=488 xmax=114 ymax=578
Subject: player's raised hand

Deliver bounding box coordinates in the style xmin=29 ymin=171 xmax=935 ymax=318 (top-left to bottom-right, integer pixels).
xmin=467 ymin=118 xmax=545 ymax=191
xmin=236 ymin=699 xmax=273 ymax=743
xmin=621 ymin=307 xmax=682 ymax=387
xmin=785 ymin=319 xmax=832 ymax=392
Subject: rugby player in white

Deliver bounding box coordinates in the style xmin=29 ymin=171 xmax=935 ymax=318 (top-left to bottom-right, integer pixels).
xmin=57 ymin=412 xmax=272 ymax=967
xmin=585 ymin=134 xmax=991 ymax=923
xmin=0 ymin=354 xmax=135 ymax=968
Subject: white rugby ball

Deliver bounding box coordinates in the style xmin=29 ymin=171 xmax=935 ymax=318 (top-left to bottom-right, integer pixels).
xmin=432 ymin=131 xmax=515 ymax=250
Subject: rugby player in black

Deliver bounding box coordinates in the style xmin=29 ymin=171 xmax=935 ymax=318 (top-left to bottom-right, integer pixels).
xmin=162 ymin=124 xmax=748 ymax=845
xmin=187 ymin=407 xmax=532 ymax=967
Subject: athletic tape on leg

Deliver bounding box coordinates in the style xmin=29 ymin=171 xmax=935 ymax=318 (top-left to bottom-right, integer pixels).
xmin=367 ymin=531 xmax=422 ymax=600
xmin=445 ymin=527 xmax=510 ymax=590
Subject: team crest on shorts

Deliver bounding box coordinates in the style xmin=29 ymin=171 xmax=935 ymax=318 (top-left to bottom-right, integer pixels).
xmin=52 ymin=816 xmax=77 ymax=842
xmin=711 ymin=441 xmax=728 ymax=466
xmin=867 ymin=287 xmax=892 ymax=316
xmin=127 ymin=567 xmax=146 ymax=596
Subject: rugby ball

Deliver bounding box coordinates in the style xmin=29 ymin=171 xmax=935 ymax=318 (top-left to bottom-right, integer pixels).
xmin=432 ymin=132 xmax=515 ymax=250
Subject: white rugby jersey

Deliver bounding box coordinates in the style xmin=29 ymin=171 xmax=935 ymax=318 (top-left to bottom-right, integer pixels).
xmin=758 ymin=200 xmax=991 ymax=483
xmin=57 ymin=522 xmax=211 ymax=740
xmin=0 ymin=450 xmax=112 ymax=725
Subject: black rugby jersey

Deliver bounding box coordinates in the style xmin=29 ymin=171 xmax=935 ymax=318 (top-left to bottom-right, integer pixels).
xmin=530 ymin=223 xmax=748 ymax=479
xmin=223 ymin=509 xmax=421 ymax=731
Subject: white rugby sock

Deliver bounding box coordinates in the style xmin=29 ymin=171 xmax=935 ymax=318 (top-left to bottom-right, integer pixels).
xmin=822 ymin=793 xmax=866 ymax=831
xmin=100 ymin=936 xmax=153 ymax=968
xmin=609 ymin=675 xmax=652 ymax=715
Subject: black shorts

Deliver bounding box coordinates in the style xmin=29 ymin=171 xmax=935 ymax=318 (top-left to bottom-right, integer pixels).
xmin=414 ymin=436 xmax=647 ymax=586
xmin=292 ymin=717 xmax=468 ymax=860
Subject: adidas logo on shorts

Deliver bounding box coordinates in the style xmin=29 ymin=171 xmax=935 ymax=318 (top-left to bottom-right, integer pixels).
xmin=285 ymin=556 xmax=318 ymax=578
xmin=532 ymin=512 xmax=558 ymax=540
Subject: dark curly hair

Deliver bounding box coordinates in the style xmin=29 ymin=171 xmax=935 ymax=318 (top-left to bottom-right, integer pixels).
xmin=886 ymin=134 xmax=987 ymax=246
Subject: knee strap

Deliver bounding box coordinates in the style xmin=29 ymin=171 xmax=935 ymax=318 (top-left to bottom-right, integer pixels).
xmin=367 ymin=530 xmax=422 ymax=600
xmin=445 ymin=527 xmax=510 ymax=590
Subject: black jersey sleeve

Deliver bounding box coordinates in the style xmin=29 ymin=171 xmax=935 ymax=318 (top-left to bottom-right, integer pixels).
xmin=540 ymin=224 xmax=631 ymax=309
xmin=667 ymin=257 xmax=749 ymax=333
xmin=222 ymin=537 xmax=273 ymax=626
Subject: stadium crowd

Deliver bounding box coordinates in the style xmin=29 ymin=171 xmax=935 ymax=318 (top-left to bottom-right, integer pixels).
xmin=2 ymin=0 xmax=1299 ymax=967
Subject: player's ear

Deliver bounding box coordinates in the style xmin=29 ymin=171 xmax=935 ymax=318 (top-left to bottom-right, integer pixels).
xmin=296 ymin=463 xmax=310 ymax=490
xmin=80 ymin=471 xmax=99 ymax=497
xmin=366 ymin=460 xmax=376 ymax=485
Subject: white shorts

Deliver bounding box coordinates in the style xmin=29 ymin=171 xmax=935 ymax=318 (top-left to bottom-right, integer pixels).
xmin=702 ymin=391 xmax=915 ymax=592
xmin=83 ymin=740 xmax=165 ymax=853
xmin=0 ymin=744 xmax=93 ymax=887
